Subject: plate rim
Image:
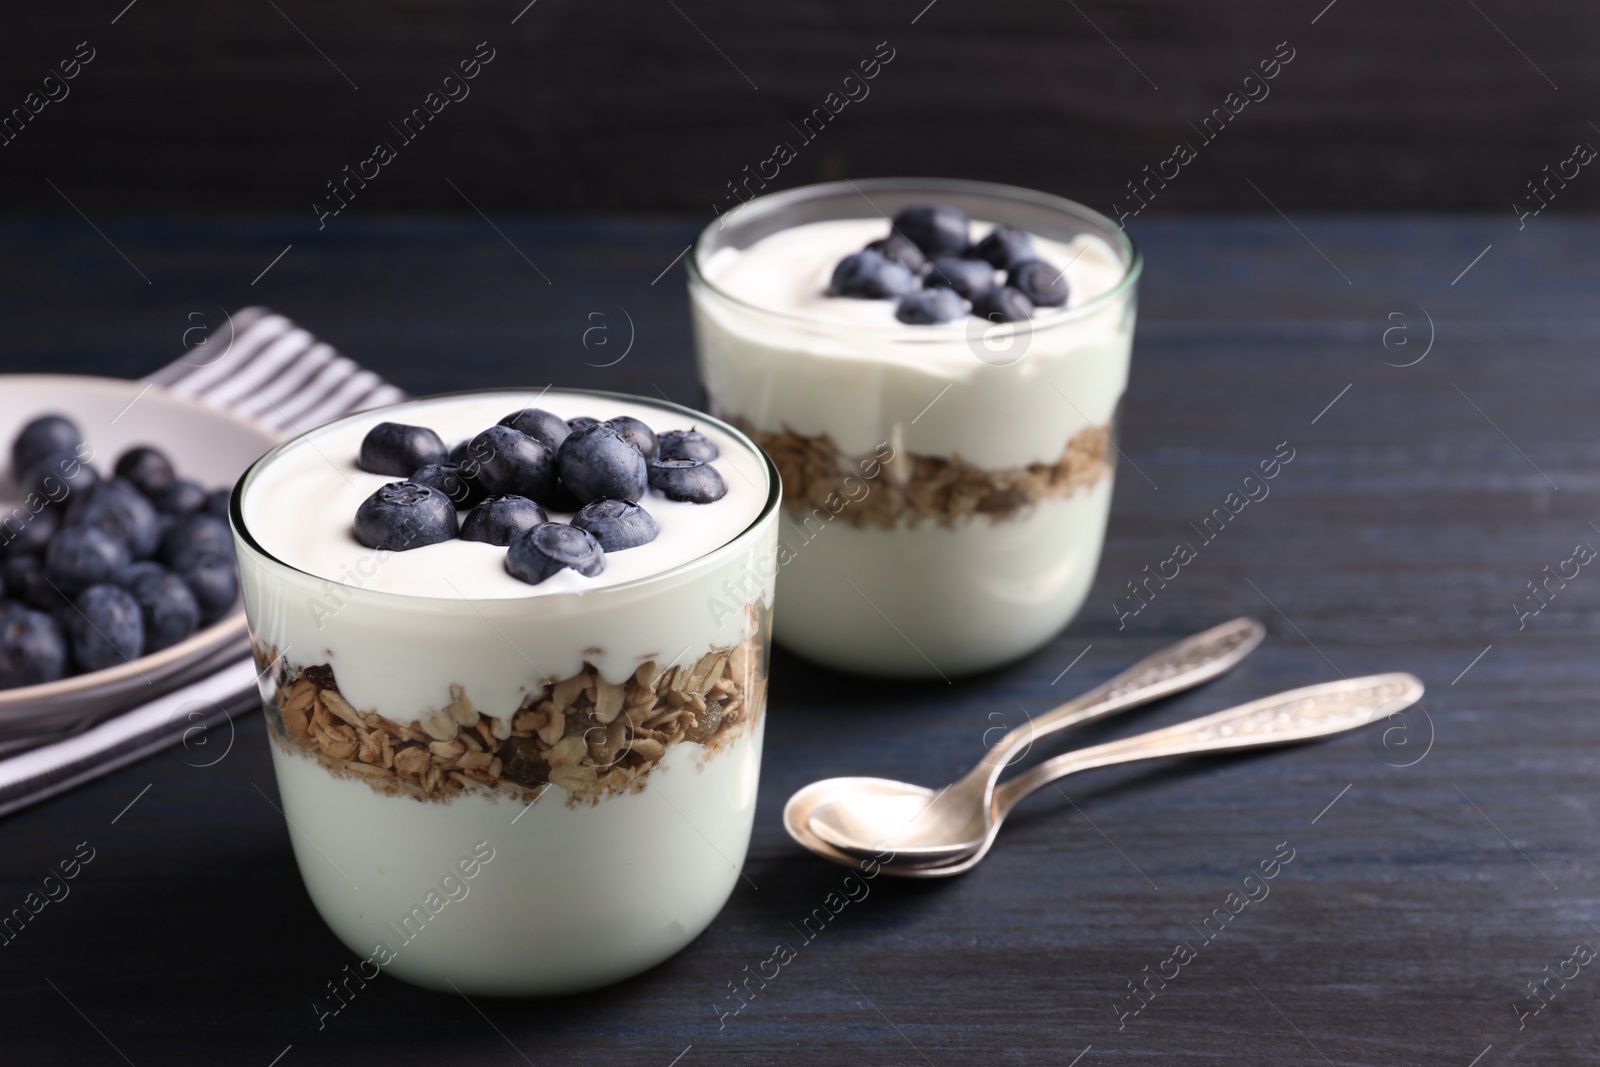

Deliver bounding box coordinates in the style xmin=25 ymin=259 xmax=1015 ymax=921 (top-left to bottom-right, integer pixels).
xmin=0 ymin=373 xmax=281 ymax=712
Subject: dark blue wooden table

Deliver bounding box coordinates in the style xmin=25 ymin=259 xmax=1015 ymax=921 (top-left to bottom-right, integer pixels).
xmin=1 ymin=212 xmax=1595 ymax=1065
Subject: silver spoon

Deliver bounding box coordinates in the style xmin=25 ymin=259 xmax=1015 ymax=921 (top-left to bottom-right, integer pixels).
xmin=784 ymin=617 xmax=1267 ymax=865
xmin=789 ymin=672 xmax=1424 ymax=877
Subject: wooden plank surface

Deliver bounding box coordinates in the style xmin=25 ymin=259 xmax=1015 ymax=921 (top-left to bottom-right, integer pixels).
xmin=0 ymin=213 xmax=1596 ymax=1065
xmin=0 ymin=1 xmax=1594 ymax=213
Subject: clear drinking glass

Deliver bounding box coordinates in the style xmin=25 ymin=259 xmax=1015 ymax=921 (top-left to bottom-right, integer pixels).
xmin=229 ymin=389 xmax=779 ymax=995
xmin=688 ymin=178 xmax=1140 ymax=677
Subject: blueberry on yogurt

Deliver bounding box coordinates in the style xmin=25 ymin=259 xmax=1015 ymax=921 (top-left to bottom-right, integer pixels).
xmin=656 ymin=429 xmax=719 ymax=462
xmin=971 ymin=224 xmax=1034 ymax=271
xmin=557 ymin=423 xmax=648 ymax=505
xmin=971 ymin=286 xmax=1034 ymax=323
xmin=925 ymin=256 xmax=996 ymax=300
xmin=891 ymin=203 xmax=970 ymax=259
xmin=505 ymin=522 xmax=605 ymax=585
xmin=460 ymin=495 xmax=549 ymax=546
xmin=411 ymin=463 xmax=483 ymax=508
xmin=605 ymin=416 xmax=658 ymax=460
xmin=461 ymin=426 xmax=558 ymax=503
xmin=828 ymin=250 xmax=918 ymax=300
xmin=358 ymin=422 xmax=450 ymax=478
xmin=353 ymin=481 xmax=459 ymax=552
xmin=648 ymin=459 xmax=728 ymax=503
xmin=498 ymin=408 xmax=571 ymax=453
xmin=571 ymin=499 xmax=659 ymax=551
xmin=864 ymin=232 xmax=930 ymax=276
xmin=895 ymin=288 xmax=967 ymax=326
xmin=1009 ymin=260 xmax=1069 ymax=307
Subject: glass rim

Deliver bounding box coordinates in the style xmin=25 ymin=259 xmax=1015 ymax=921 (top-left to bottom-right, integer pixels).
xmin=686 ymin=176 xmax=1143 ymax=337
xmin=228 ymin=386 xmax=782 ymax=606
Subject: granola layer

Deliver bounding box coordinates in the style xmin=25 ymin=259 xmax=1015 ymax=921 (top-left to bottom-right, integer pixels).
xmin=742 ymin=421 xmax=1111 ymax=529
xmin=256 ymin=607 xmax=768 ymax=805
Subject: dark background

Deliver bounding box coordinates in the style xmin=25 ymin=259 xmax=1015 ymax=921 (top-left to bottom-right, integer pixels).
xmin=0 ymin=0 xmax=1590 ymax=218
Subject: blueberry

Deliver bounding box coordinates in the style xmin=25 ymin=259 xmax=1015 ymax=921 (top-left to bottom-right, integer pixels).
xmin=121 ymin=565 xmax=200 ymax=652
xmin=925 ymin=256 xmax=997 ymax=300
xmin=567 ymin=416 xmax=600 ymax=432
xmin=648 ymin=459 xmax=728 ymax=503
xmin=0 ymin=607 xmax=67 ymax=688
xmin=3 ymin=555 xmax=68 ymax=614
xmin=971 ymin=286 xmax=1034 ymax=324
xmin=1009 ymin=260 xmax=1069 ymax=307
xmin=448 ymin=439 xmax=473 ymax=466
xmin=46 ymin=525 xmax=131 ymax=595
xmin=114 ymin=446 xmax=175 ymax=494
xmin=11 ymin=415 xmax=82 ymax=481
xmin=498 ymin=408 xmax=571 ymax=453
xmin=570 ymin=499 xmax=659 ymax=551
xmin=971 ymin=224 xmax=1034 ymax=271
xmin=175 ymin=555 xmax=238 ymax=624
xmin=358 ymin=422 xmax=449 ymax=478
xmin=23 ymin=450 xmax=99 ymax=505
xmin=67 ymin=480 xmax=162 ymax=560
xmin=161 ymin=514 xmax=234 ymax=570
xmin=460 ymin=496 xmax=549 ymax=546
xmin=353 ymin=481 xmax=458 ymax=552
xmin=461 ymin=425 xmax=558 ymax=504
xmin=605 ymin=416 xmax=657 ymax=460
xmin=149 ymin=478 xmax=208 ymax=516
xmin=892 ymin=204 xmax=970 ymax=258
xmin=1 ymin=505 xmax=59 ymax=558
xmin=505 ymin=523 xmax=605 ymax=585
xmin=656 ymin=429 xmax=720 ymax=462
xmin=895 ymin=288 xmax=967 ymax=325
xmin=829 ymin=250 xmax=918 ymax=300
xmin=864 ymin=232 xmax=931 ymax=276
xmin=411 ymin=463 xmax=484 ymax=508
xmin=68 ymin=583 xmax=144 ymax=672
xmin=205 ymin=488 xmax=231 ymax=520
xmin=557 ymin=424 xmax=648 ymax=505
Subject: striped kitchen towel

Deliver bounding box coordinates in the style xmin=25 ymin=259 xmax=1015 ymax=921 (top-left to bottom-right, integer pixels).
xmin=0 ymin=308 xmax=405 ymax=817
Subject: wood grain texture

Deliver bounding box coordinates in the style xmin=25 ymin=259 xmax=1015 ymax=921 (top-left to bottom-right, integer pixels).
xmin=0 ymin=213 xmax=1597 ymax=1064
xmin=0 ymin=1 xmax=1594 ymax=214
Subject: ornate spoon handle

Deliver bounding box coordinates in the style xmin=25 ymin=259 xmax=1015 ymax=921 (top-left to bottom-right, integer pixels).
xmin=977 ymin=617 xmax=1266 ymax=777
xmin=994 ymin=672 xmax=1424 ymax=810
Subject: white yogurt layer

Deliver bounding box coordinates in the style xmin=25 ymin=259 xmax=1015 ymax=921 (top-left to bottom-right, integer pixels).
xmin=274 ymin=719 xmax=763 ymax=996
xmin=242 ymin=392 xmax=770 ymax=600
xmin=775 ymin=478 xmax=1113 ymax=676
xmin=693 ymin=219 xmax=1135 ymax=469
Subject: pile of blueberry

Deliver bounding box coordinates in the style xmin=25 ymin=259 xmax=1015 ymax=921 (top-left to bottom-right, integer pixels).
xmin=352 ymin=407 xmax=728 ymax=586
xmin=829 ymin=203 xmax=1068 ymax=326
xmin=0 ymin=415 xmax=239 ymax=691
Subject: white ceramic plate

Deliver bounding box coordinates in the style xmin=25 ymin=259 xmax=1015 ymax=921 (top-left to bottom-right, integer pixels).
xmin=0 ymin=375 xmax=280 ymax=736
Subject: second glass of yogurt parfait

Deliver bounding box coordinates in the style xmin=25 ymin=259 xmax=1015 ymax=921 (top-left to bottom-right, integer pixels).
xmin=230 ymin=389 xmax=778 ymax=996
xmin=688 ymin=178 xmax=1140 ymax=678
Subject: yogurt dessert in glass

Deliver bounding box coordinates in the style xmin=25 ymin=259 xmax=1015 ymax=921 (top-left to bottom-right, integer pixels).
xmin=230 ymin=389 xmax=778 ymax=995
xmin=689 ymin=178 xmax=1139 ymax=678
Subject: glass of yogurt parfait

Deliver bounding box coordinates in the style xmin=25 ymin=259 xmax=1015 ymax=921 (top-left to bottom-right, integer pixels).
xmin=688 ymin=178 xmax=1139 ymax=678
xmin=229 ymin=389 xmax=778 ymax=995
